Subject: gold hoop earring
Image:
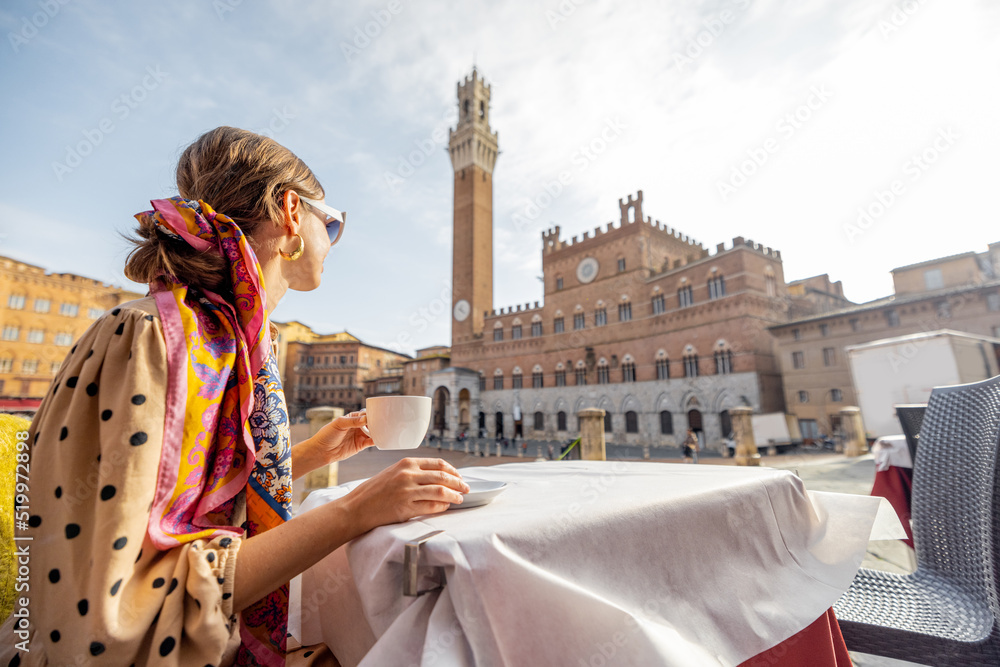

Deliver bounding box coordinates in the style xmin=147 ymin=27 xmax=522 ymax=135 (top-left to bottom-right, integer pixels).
xmin=279 ymin=234 xmax=305 ymax=261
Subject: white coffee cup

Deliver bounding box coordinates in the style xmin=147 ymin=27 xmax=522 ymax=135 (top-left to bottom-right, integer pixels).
xmin=365 ymin=396 xmax=433 ymax=450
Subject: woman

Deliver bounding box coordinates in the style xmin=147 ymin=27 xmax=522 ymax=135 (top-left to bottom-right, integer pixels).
xmin=682 ymin=428 xmax=699 ymax=464
xmin=2 ymin=127 xmax=469 ymax=666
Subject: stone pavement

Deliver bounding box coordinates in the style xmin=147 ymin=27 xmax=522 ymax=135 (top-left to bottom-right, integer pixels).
xmin=292 ymin=428 xmax=925 ymax=666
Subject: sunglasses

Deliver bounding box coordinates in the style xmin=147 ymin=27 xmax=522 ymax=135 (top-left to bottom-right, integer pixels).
xmin=299 ymin=196 xmax=346 ymax=246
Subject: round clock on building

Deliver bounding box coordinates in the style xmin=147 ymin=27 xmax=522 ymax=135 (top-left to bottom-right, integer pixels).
xmin=453 ymin=299 xmax=471 ymax=322
xmin=576 ymin=257 xmax=599 ymax=284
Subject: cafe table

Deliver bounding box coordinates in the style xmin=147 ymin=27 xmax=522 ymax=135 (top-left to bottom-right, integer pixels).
xmin=289 ymin=461 xmax=902 ymax=666
xmin=869 ymin=434 xmax=914 ymax=548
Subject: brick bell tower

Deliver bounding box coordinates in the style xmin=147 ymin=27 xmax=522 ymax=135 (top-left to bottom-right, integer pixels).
xmin=449 ymin=67 xmax=498 ymax=345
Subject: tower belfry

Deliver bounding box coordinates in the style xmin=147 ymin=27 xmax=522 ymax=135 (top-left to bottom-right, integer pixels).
xmin=449 ymin=67 xmax=498 ymax=344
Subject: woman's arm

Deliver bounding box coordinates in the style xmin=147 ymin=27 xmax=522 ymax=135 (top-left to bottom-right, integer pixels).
xmin=290 ymin=410 xmax=373 ymax=481
xmin=289 ymin=439 xmax=328 ymax=481
xmin=233 ymin=456 xmax=469 ymax=612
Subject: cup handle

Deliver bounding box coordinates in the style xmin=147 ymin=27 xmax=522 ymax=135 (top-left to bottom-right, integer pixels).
xmin=361 ymin=425 xmax=371 ymax=437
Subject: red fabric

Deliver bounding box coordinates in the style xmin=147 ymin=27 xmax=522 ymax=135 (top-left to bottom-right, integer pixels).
xmin=0 ymin=398 xmax=41 ymax=411
xmin=871 ymin=465 xmax=914 ymax=548
xmin=738 ymin=608 xmax=852 ymax=667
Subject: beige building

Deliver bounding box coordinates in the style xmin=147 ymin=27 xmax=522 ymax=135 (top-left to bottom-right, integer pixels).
xmin=271 ymin=320 xmax=317 ymax=386
xmin=363 ymin=364 xmax=405 ymax=398
xmin=770 ymin=244 xmax=1000 ymax=439
xmin=0 ymin=256 xmax=144 ymax=413
xmin=284 ymin=333 xmax=411 ymax=418
xmin=427 ymin=69 xmax=838 ymax=450
xmin=403 ymin=346 xmax=450 ymax=396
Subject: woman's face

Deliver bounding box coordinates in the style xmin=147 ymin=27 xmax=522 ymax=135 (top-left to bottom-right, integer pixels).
xmin=281 ymin=196 xmax=335 ymax=292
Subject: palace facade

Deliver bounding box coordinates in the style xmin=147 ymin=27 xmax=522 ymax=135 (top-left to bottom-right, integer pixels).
xmin=426 ymin=70 xmax=832 ymax=450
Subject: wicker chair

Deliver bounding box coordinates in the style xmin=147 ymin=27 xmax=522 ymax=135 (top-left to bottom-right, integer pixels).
xmin=896 ymin=403 xmax=927 ymax=467
xmin=835 ymin=375 xmax=1000 ymax=665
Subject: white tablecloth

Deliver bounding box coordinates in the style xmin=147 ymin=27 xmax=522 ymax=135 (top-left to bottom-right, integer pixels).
xmin=290 ymin=461 xmax=901 ymax=667
xmin=872 ymin=434 xmax=912 ymax=471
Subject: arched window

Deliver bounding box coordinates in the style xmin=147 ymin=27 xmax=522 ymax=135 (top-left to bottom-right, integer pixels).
xmin=625 ymin=411 xmax=639 ymax=433
xmin=493 ymin=321 xmax=503 ymax=342
xmin=621 ymin=355 xmax=636 ymax=383
xmin=533 ymin=411 xmax=544 ymax=430
xmin=594 ymin=304 xmax=607 ymax=327
xmin=683 ymin=347 xmax=699 ymax=378
xmin=493 ymin=368 xmax=504 ymax=390
xmin=512 ymin=367 xmax=523 ymax=389
xmin=652 ymin=290 xmax=666 ymax=315
xmin=557 ymin=411 xmax=567 ymax=431
xmin=714 ymin=341 xmax=733 ymax=375
xmin=555 ymin=363 xmax=566 ymax=387
xmin=618 ymin=297 xmax=632 ymax=322
xmin=656 ymin=350 xmax=670 ymax=380
xmin=660 ymin=411 xmax=673 ymax=435
xmin=604 ymin=411 xmax=613 ymax=432
xmin=708 ymin=273 xmax=726 ymax=300
xmin=575 ymin=361 xmax=587 ymax=385
xmin=531 ymin=315 xmax=543 ymax=337
xmin=478 ymin=371 xmax=486 ymax=392
xmin=678 ymin=281 xmax=694 ymax=308
xmin=597 ymin=358 xmax=610 ymax=384
xmin=532 ymin=364 xmax=544 ymax=388
xmin=511 ymin=318 xmax=522 ymax=340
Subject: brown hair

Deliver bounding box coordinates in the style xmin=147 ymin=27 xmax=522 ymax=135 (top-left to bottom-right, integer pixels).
xmin=123 ymin=126 xmax=323 ymax=294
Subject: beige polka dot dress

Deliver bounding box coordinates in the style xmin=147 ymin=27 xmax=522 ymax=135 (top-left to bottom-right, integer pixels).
xmin=0 ymin=297 xmax=338 ymax=666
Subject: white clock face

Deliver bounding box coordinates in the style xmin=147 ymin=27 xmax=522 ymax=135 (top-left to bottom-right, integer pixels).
xmin=453 ymin=299 xmax=471 ymax=322
xmin=577 ymin=257 xmax=599 ymax=284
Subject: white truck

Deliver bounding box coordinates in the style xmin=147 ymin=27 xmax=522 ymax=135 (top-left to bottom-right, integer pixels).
xmin=726 ymin=412 xmax=803 ymax=455
xmin=846 ymin=329 xmax=1000 ymax=439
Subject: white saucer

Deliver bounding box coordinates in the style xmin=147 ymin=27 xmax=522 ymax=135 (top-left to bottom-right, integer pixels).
xmin=450 ymin=480 xmax=507 ymax=510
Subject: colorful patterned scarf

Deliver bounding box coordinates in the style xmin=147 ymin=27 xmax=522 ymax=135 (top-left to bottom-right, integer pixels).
xmin=139 ymin=197 xmax=290 ymax=665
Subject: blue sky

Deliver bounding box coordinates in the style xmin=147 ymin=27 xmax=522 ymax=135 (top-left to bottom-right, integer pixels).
xmin=1 ymin=0 xmax=998 ymax=356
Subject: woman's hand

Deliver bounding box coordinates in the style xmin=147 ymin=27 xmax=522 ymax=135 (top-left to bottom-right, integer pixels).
xmin=306 ymin=410 xmax=374 ymax=466
xmin=342 ymin=458 xmax=471 ymax=533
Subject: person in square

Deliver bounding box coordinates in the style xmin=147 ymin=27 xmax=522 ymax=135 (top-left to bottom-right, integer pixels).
xmin=683 ymin=428 xmax=700 ymax=464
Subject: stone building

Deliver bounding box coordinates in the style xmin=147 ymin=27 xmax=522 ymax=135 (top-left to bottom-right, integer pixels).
xmin=0 ymin=255 xmax=144 ymax=413
xmin=284 ymin=333 xmax=411 ymax=418
xmin=770 ymin=244 xmax=1000 ymax=438
xmin=428 ymin=70 xmax=810 ymax=450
